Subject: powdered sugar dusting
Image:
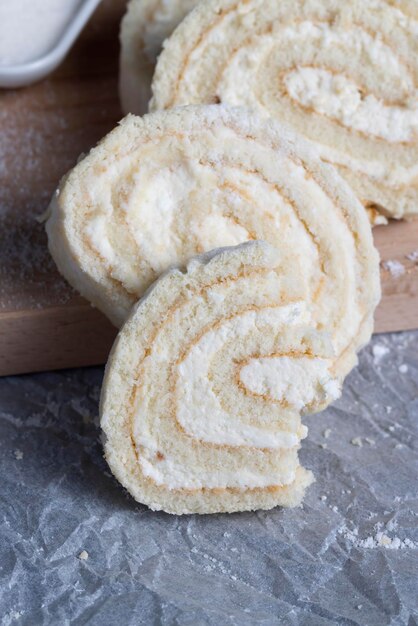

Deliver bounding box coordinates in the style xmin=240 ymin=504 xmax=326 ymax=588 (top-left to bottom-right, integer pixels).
xmin=0 ymin=95 xmax=74 ymax=310
xmin=0 ymin=75 xmax=120 ymax=312
xmin=339 ymin=523 xmax=418 ymax=550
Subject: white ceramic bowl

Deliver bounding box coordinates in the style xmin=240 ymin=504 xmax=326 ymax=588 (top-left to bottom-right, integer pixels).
xmin=0 ymin=0 xmax=102 ymax=88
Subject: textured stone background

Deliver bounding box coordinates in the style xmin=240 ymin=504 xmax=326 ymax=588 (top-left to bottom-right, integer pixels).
xmin=0 ymin=331 xmax=417 ymax=625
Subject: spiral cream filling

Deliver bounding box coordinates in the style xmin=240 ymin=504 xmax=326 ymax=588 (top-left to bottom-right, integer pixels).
xmin=131 ymin=291 xmax=334 ymax=490
xmin=150 ymin=0 xmax=418 ymax=217
xmin=284 ymin=68 xmax=418 ymax=144
xmin=215 ymin=23 xmax=418 ymax=185
xmin=127 ymin=162 xmax=250 ymax=274
xmin=47 ymin=107 xmax=379 ymax=392
xmin=80 ymin=126 xmax=361 ymax=357
xmin=138 ymin=453 xmax=298 ymax=490
xmin=105 ymin=242 xmax=335 ymax=494
xmin=240 ymin=355 xmax=340 ymax=411
xmin=174 ymin=303 xmax=330 ymax=450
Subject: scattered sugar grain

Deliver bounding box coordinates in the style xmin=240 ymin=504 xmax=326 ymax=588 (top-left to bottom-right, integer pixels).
xmin=351 ymin=436 xmax=374 ymax=446
xmin=339 ymin=524 xmax=418 ymax=550
xmin=323 ymin=428 xmax=332 ymax=439
xmin=372 ymin=344 xmax=389 ymax=363
xmin=406 ymin=250 xmax=418 ymax=262
xmin=377 ymin=533 xmax=392 ymax=546
xmin=78 ymin=550 xmax=89 ymax=560
xmin=3 ymin=610 xmax=24 ymax=624
xmin=13 ymin=449 xmax=23 ymax=460
xmin=382 ymin=260 xmax=405 ymax=278
xmin=399 ymin=364 xmax=408 ymax=374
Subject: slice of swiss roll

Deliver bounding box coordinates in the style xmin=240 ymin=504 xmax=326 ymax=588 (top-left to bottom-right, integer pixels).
xmin=45 ymin=105 xmax=380 ymax=378
xmin=100 ymin=241 xmax=341 ymax=514
xmin=150 ymin=0 xmax=418 ymax=220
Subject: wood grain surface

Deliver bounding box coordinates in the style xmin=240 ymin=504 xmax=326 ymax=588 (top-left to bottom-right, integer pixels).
xmin=0 ymin=0 xmax=417 ymax=376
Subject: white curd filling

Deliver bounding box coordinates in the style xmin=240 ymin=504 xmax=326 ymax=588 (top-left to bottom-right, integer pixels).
xmin=175 ymin=303 xmax=307 ymax=449
xmin=80 ymin=127 xmax=361 ymax=355
xmin=138 ymin=451 xmax=296 ymax=490
xmin=285 ymin=67 xmax=418 ymax=144
xmin=131 ymin=295 xmax=338 ymax=489
xmin=240 ymin=355 xmax=340 ymax=411
xmin=216 ymin=21 xmax=418 ymax=184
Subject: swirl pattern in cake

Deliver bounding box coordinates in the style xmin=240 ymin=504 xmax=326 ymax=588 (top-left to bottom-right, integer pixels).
xmin=150 ymin=0 xmax=418 ymax=220
xmin=100 ymin=241 xmax=342 ymax=513
xmin=45 ymin=106 xmax=380 ymax=377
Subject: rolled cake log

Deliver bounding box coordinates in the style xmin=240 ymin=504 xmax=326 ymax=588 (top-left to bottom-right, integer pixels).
xmin=45 ymin=105 xmax=380 ymax=378
xmin=100 ymin=241 xmax=339 ymax=514
xmin=119 ymin=0 xmax=198 ymax=115
xmin=150 ymin=0 xmax=418 ymax=220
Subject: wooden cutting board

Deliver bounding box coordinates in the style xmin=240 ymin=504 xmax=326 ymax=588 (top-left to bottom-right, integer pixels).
xmin=0 ymin=0 xmax=417 ymax=376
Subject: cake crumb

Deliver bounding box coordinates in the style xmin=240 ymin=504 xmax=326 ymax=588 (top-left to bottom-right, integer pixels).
xmin=382 ymin=260 xmax=405 ymax=278
xmin=406 ymin=250 xmax=418 ymax=262
xmin=4 ymin=610 xmax=24 ymax=622
xmin=319 ymin=443 xmax=327 ymax=449
xmin=372 ymin=344 xmax=389 ymax=363
xmin=351 ymin=437 xmax=363 ymax=447
xmin=78 ymin=550 xmax=89 ymax=560
xmin=13 ymin=449 xmax=23 ymax=460
xmin=320 ymin=495 xmax=327 ymax=501
xmin=377 ymin=533 xmax=392 ymax=547
xmin=339 ymin=524 xmax=418 ymax=550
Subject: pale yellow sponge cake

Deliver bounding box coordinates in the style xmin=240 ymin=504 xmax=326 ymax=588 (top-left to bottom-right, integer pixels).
xmin=150 ymin=0 xmax=418 ymax=220
xmin=99 ymin=241 xmax=342 ymax=514
xmin=119 ymin=0 xmax=198 ymax=115
xmin=45 ymin=105 xmax=380 ymax=378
